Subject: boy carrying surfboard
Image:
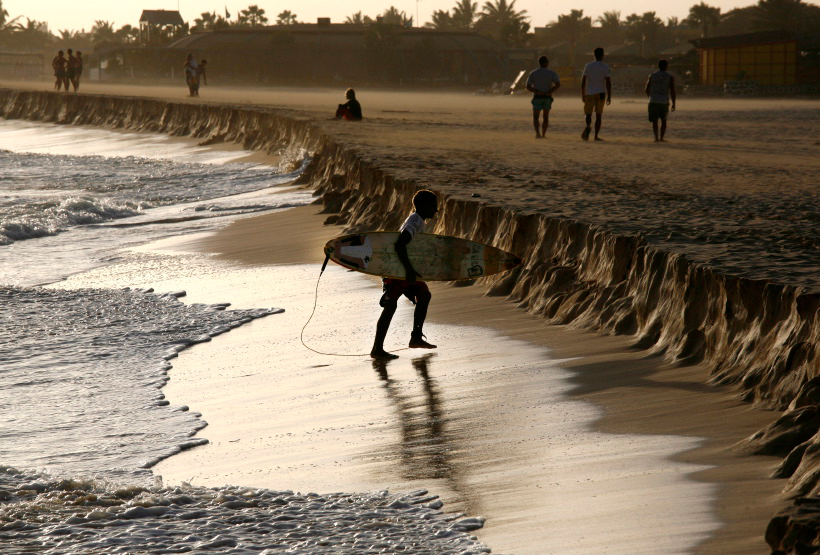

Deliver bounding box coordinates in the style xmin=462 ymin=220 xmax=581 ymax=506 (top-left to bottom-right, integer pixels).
xmin=371 ymin=190 xmax=439 ymax=360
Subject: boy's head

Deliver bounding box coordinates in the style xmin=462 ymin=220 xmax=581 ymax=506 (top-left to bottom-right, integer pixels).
xmin=658 ymin=59 xmax=668 ymax=71
xmin=594 ymin=47 xmax=604 ymax=61
xmin=345 ymin=88 xmax=356 ymax=99
xmin=413 ymin=189 xmax=438 ymax=219
xmin=538 ymin=55 xmax=549 ymax=68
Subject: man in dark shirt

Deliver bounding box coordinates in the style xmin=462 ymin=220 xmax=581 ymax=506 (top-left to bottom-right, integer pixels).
xmin=335 ymin=88 xmax=362 ymax=121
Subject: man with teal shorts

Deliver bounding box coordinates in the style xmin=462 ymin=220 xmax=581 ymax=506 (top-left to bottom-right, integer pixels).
xmin=526 ymin=56 xmax=561 ymax=139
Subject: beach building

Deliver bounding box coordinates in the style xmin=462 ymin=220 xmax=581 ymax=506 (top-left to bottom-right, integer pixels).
xmin=139 ymin=9 xmax=185 ymax=46
xmin=94 ymin=22 xmax=511 ymax=87
xmin=690 ymin=30 xmax=797 ymax=86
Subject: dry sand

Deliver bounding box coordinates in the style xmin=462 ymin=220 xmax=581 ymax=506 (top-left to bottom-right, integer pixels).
xmin=24 ymin=79 xmax=818 ymax=552
xmin=12 ymin=78 xmax=817 ymax=290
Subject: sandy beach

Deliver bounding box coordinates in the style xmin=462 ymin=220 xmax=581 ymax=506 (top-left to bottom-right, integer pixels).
xmin=6 ymin=81 xmax=818 ymax=552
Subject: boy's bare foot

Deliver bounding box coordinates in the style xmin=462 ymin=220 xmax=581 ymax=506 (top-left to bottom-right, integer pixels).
xmin=371 ymin=349 xmax=399 ymax=360
xmin=409 ymin=336 xmax=437 ymax=349
xmin=581 ymin=127 xmax=591 ymax=141
xmin=594 ymin=137 xmax=605 ymax=141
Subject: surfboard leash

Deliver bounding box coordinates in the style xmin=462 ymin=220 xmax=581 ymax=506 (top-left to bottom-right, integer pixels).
xmin=299 ymin=254 xmax=410 ymax=357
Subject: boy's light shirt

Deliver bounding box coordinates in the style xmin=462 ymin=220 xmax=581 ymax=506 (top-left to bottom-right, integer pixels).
xmin=399 ymin=212 xmax=425 ymax=238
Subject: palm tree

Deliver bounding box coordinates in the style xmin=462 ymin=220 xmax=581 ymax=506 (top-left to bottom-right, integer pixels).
xmin=427 ymin=10 xmax=455 ymax=30
xmin=238 ymin=5 xmax=268 ymax=27
xmin=193 ymin=12 xmax=216 ymax=32
xmin=0 ymin=0 xmax=21 ymax=36
xmin=686 ymin=2 xmax=721 ymax=38
xmin=552 ymin=10 xmax=592 ymax=72
xmin=380 ymin=6 xmax=413 ymax=26
xmin=10 ymin=17 xmax=54 ymax=49
xmin=277 ymin=10 xmax=298 ymax=25
xmin=595 ymin=10 xmax=623 ymax=45
xmin=475 ymin=0 xmax=530 ymax=47
xmin=116 ymin=24 xmax=139 ymax=43
xmin=91 ymin=20 xmax=116 ymax=45
xmin=452 ymin=0 xmax=478 ymax=29
xmin=624 ymin=12 xmax=665 ymax=57
xmin=345 ymin=11 xmax=371 ymax=24
xmin=753 ymin=0 xmax=805 ymax=31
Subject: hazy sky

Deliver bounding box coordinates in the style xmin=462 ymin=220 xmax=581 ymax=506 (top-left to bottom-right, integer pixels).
xmin=5 ymin=1 xmax=758 ymax=33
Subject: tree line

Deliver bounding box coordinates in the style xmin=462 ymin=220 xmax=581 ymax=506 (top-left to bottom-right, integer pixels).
xmin=0 ymin=0 xmax=817 ymax=53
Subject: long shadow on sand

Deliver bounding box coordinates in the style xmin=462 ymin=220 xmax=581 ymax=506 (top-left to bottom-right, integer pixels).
xmin=371 ymin=353 xmax=480 ymax=515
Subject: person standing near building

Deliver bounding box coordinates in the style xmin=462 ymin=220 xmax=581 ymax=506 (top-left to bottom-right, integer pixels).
xmin=580 ymin=47 xmax=611 ymax=142
xmin=66 ymin=49 xmax=78 ymax=92
xmin=645 ymin=59 xmax=676 ymax=142
xmin=525 ymin=55 xmax=561 ymax=139
xmin=71 ymin=51 xmax=83 ymax=93
xmin=183 ymin=54 xmax=198 ymax=97
xmin=52 ymin=50 xmax=67 ymax=91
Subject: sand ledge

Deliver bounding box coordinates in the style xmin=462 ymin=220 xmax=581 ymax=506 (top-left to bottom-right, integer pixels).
xmin=3 ymin=86 xmax=819 ymax=551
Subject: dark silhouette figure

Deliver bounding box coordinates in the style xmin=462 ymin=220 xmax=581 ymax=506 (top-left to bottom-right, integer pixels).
xmin=581 ymin=47 xmax=612 ymax=142
xmin=645 ymin=59 xmax=677 ymax=142
xmin=52 ymin=50 xmax=67 ymax=91
xmin=525 ymin=55 xmax=561 ymax=139
xmin=371 ymin=190 xmax=438 ymax=359
xmin=335 ymin=88 xmax=363 ymax=121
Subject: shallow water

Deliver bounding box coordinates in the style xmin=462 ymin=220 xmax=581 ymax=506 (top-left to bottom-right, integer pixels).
xmin=0 ymin=120 xmax=493 ymax=553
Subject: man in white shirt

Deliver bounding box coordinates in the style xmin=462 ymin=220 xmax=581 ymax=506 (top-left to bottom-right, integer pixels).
xmin=580 ymin=47 xmax=612 ymax=142
xmin=525 ymin=55 xmax=561 ymax=139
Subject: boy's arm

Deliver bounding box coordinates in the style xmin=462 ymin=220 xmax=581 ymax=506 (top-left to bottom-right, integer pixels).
xmin=395 ymin=230 xmax=418 ymax=283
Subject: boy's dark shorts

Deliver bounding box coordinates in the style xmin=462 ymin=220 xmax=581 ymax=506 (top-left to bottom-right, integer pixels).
xmin=380 ymin=278 xmax=430 ymax=307
xmin=648 ymin=102 xmax=669 ymax=122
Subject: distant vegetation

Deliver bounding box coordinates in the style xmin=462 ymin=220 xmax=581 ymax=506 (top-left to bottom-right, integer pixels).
xmin=0 ymin=0 xmax=817 ymax=55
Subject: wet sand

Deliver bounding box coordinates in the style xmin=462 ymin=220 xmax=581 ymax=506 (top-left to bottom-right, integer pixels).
xmin=23 ymin=81 xmax=816 ymax=552
xmin=53 ymin=205 xmax=783 ymax=553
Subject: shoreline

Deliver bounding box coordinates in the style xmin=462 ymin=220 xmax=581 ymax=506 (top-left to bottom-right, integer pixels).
xmin=4 ymin=83 xmax=817 ymax=551
xmin=171 ymin=205 xmax=786 ymax=553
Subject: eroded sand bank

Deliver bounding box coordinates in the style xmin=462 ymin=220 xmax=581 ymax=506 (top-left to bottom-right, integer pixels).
xmin=54 ymin=206 xmax=780 ymax=553
xmin=7 ymin=82 xmax=817 ymax=551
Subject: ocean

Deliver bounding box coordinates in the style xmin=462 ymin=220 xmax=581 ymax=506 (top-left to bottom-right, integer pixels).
xmin=0 ymin=119 xmax=489 ymax=553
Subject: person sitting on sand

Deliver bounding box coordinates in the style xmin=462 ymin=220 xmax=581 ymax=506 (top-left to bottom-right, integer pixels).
xmin=526 ymin=55 xmax=561 ymax=139
xmin=645 ymin=59 xmax=676 ymax=143
xmin=52 ymin=50 xmax=67 ymax=91
xmin=371 ymin=190 xmax=438 ymax=359
xmin=335 ymin=88 xmax=362 ymax=121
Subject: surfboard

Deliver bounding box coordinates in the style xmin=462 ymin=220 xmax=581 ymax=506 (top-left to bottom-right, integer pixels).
xmin=324 ymin=232 xmax=522 ymax=281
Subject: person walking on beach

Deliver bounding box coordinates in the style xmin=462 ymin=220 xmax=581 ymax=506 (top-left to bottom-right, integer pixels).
xmin=645 ymin=59 xmax=676 ymax=142
xmin=526 ymin=55 xmax=561 ymax=139
xmin=581 ymin=47 xmax=611 ymax=142
xmin=70 ymin=51 xmax=83 ymax=93
xmin=183 ymin=54 xmax=198 ymax=97
xmin=52 ymin=50 xmax=67 ymax=91
xmin=193 ymin=59 xmax=208 ymax=97
xmin=371 ymin=190 xmax=438 ymax=360
xmin=335 ymin=88 xmax=362 ymax=121
xmin=66 ymin=49 xmax=78 ymax=92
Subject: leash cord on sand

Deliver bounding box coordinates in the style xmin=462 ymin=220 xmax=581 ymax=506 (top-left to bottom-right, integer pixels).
xmin=300 ymin=255 xmax=408 ymax=357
